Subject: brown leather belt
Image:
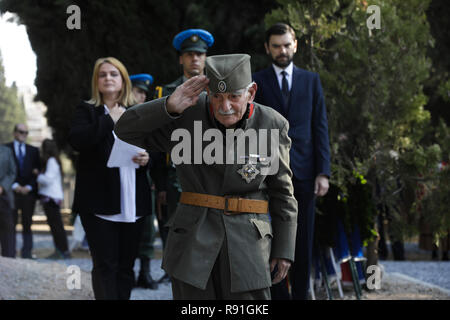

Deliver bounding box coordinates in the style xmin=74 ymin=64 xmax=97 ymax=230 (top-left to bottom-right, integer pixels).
xmin=179 ymin=192 xmax=268 ymax=215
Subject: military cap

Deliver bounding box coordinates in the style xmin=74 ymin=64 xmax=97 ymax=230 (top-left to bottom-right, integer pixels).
xmin=173 ymin=29 xmax=214 ymax=53
xmin=205 ymin=54 xmax=252 ymax=93
xmin=130 ymin=73 xmax=154 ymax=92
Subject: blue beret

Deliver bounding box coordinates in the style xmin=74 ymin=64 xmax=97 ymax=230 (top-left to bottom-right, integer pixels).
xmin=173 ymin=29 xmax=214 ymax=53
xmin=130 ymin=73 xmax=154 ymax=92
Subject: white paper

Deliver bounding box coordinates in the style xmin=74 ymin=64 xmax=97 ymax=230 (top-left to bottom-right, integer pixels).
xmin=107 ymin=132 xmax=145 ymax=168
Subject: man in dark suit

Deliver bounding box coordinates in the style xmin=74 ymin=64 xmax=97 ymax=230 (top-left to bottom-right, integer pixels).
xmin=5 ymin=124 xmax=41 ymax=259
xmin=253 ymin=23 xmax=331 ymax=300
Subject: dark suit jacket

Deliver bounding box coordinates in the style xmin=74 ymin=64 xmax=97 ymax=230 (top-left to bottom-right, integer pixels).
xmin=253 ymin=65 xmax=331 ymax=180
xmin=68 ymin=101 xmax=151 ymax=217
xmin=5 ymin=141 xmax=40 ymax=195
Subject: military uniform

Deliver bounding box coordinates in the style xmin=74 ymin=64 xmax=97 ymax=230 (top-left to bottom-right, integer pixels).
xmin=115 ymin=54 xmax=298 ymax=299
xmin=130 ymin=73 xmax=158 ymax=290
xmin=153 ymin=29 xmax=214 ymax=264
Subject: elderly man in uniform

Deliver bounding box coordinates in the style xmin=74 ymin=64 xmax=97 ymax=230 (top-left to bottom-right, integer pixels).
xmin=115 ymin=54 xmax=297 ymax=300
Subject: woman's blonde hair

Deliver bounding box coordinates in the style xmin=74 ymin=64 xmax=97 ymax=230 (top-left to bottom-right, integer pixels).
xmin=88 ymin=57 xmax=136 ymax=107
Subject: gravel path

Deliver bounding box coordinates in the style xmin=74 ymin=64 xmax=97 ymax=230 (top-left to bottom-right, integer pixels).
xmin=4 ymin=233 xmax=449 ymax=300
xmin=380 ymin=261 xmax=450 ymax=291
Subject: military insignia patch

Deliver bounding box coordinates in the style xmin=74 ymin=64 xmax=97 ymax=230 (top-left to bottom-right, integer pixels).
xmin=191 ymin=35 xmax=199 ymax=42
xmin=218 ymin=80 xmax=227 ymax=92
xmin=237 ymin=163 xmax=259 ymax=183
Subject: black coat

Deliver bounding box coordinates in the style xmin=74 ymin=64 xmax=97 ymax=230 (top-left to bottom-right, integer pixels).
xmin=69 ymin=101 xmax=151 ymax=217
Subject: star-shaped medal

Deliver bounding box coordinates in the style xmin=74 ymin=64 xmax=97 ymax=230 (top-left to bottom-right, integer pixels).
xmin=237 ymin=163 xmax=260 ymax=183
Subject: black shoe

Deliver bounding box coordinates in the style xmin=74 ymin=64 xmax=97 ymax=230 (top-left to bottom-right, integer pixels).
xmin=158 ymin=273 xmax=171 ymax=284
xmin=21 ymin=251 xmax=36 ymax=259
xmin=136 ymin=272 xmax=159 ymax=289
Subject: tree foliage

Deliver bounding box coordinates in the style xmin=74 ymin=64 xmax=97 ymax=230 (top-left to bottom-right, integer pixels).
xmin=0 ymin=0 xmax=278 ymax=154
xmin=0 ymin=51 xmax=26 ymax=143
xmin=266 ymin=0 xmax=446 ymax=242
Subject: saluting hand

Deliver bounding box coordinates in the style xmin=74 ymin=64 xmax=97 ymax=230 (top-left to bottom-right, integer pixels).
xmin=166 ymin=75 xmax=209 ymax=114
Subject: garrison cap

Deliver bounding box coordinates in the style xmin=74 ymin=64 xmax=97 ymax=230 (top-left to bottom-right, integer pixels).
xmin=205 ymin=54 xmax=252 ymax=93
xmin=173 ymin=29 xmax=214 ymax=53
xmin=130 ymin=73 xmax=154 ymax=92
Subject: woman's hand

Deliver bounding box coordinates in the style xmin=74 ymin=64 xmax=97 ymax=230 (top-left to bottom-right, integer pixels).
xmin=132 ymin=151 xmax=149 ymax=166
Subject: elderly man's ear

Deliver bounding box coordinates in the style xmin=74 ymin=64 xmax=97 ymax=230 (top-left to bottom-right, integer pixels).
xmin=247 ymin=82 xmax=258 ymax=103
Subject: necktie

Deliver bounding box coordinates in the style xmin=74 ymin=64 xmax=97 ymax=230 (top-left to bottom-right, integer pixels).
xmin=281 ymin=71 xmax=290 ymax=110
xmin=18 ymin=143 xmax=25 ymax=172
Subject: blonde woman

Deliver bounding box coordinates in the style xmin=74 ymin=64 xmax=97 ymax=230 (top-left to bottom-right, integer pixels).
xmin=69 ymin=57 xmax=152 ymax=300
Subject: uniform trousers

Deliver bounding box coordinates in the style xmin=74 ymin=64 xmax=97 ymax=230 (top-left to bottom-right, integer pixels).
xmin=13 ymin=192 xmax=37 ymax=258
xmin=171 ymin=237 xmax=271 ymax=300
xmin=80 ymin=213 xmax=144 ymax=300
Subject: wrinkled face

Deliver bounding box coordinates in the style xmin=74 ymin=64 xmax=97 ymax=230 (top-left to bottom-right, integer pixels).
xmin=132 ymin=87 xmax=147 ymax=104
xmin=14 ymin=124 xmax=28 ymax=143
xmin=97 ymin=63 xmax=123 ymax=97
xmin=208 ymin=84 xmax=257 ymax=128
xmin=265 ymin=32 xmax=297 ymax=68
xmin=179 ymin=51 xmax=206 ymax=78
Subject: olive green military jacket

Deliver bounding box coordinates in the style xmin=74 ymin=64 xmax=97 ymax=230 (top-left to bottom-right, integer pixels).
xmin=162 ymin=76 xmax=184 ymax=97
xmin=115 ymin=93 xmax=298 ymax=293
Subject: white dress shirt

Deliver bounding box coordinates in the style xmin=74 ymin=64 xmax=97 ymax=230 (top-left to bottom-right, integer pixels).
xmin=272 ymin=62 xmax=294 ymax=92
xmin=95 ymin=105 xmax=140 ymax=223
xmin=37 ymin=157 xmax=64 ymax=201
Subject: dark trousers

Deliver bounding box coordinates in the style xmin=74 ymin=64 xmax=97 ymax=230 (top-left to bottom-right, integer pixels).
xmin=80 ymin=213 xmax=144 ymax=300
xmin=271 ymin=178 xmax=316 ymax=300
xmin=42 ymin=200 xmax=69 ymax=253
xmin=13 ymin=193 xmax=37 ymax=257
xmin=0 ymin=194 xmax=16 ymax=257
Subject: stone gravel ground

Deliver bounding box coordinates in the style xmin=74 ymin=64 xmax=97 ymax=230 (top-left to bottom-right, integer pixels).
xmin=2 ymin=233 xmax=449 ymax=300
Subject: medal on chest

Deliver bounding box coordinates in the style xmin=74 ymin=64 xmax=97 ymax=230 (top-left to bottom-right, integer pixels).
xmin=237 ymin=162 xmax=260 ymax=183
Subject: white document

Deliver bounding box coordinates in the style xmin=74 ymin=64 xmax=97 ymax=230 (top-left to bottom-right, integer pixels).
xmin=107 ymin=132 xmax=145 ymax=168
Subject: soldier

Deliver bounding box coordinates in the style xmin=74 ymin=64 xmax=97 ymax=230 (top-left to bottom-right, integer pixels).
xmin=129 ymin=73 xmax=158 ymax=290
xmin=115 ymin=54 xmax=298 ymax=300
xmin=155 ymin=28 xmax=214 ymax=283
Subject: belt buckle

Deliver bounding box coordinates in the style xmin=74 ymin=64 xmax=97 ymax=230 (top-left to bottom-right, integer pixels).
xmin=224 ymin=195 xmax=238 ymax=216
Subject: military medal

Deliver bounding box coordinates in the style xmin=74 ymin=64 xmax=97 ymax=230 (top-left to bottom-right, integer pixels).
xmin=237 ymin=163 xmax=259 ymax=183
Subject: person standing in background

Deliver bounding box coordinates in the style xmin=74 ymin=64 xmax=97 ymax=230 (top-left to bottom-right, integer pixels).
xmin=69 ymin=57 xmax=152 ymax=300
xmin=0 ymin=144 xmax=17 ymax=258
xmin=130 ymin=73 xmax=159 ymax=290
xmin=5 ymin=124 xmax=41 ymax=259
xmin=155 ymin=28 xmax=214 ymax=284
xmin=253 ymin=23 xmax=331 ymax=300
xmin=35 ymin=139 xmax=71 ymax=260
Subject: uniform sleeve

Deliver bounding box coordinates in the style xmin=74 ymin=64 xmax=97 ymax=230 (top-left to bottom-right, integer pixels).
xmin=114 ymin=97 xmax=181 ymax=153
xmin=0 ymin=148 xmax=17 ymax=191
xmin=265 ymin=121 xmax=298 ymax=262
xmin=312 ymin=74 xmax=331 ymax=178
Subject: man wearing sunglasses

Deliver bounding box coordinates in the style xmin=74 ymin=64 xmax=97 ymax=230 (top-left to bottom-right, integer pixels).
xmin=5 ymin=124 xmax=41 ymax=259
